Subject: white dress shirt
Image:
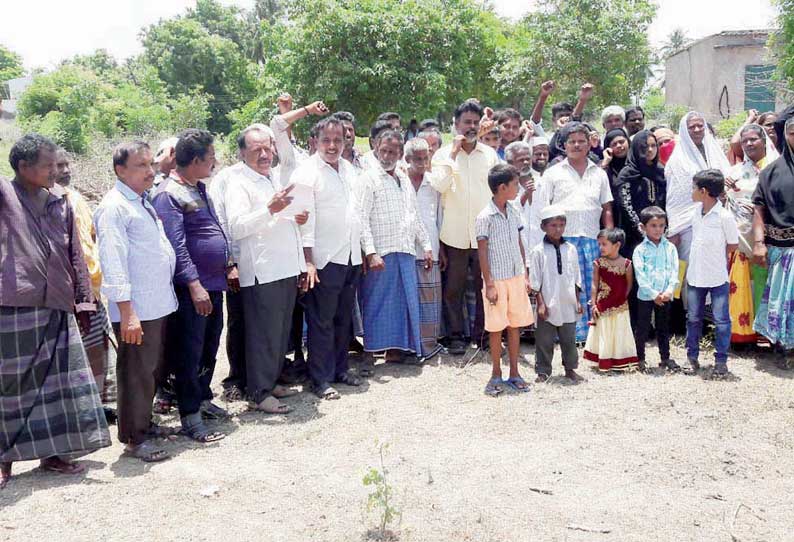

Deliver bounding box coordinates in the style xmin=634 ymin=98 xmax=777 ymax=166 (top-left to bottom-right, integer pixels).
xmin=687 ymin=201 xmax=739 ymax=288
xmin=544 ymin=158 xmax=613 ymax=239
xmin=431 ymin=142 xmax=500 ymax=249
xmin=357 ymin=165 xmax=431 ymax=258
xmin=528 ymin=238 xmax=582 ymax=327
xmin=515 ymin=170 xmax=550 ymax=258
xmin=208 ymin=161 xmax=245 ymax=262
xmin=412 ymin=172 xmax=442 ymax=261
xmin=94 ymin=180 xmax=178 ymax=323
xmin=293 ymin=154 xmax=363 ymax=270
xmin=225 ymin=164 xmax=305 ymax=287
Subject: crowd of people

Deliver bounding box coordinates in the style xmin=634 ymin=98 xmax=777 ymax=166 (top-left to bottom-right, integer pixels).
xmin=2 ymin=80 xmax=794 ymax=489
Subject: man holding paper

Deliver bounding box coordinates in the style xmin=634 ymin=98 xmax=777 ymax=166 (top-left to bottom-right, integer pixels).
xmin=225 ymin=126 xmax=308 ymax=414
xmin=292 ymin=117 xmax=364 ymax=400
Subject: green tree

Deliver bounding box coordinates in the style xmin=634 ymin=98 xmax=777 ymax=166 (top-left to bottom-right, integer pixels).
xmin=495 ymin=0 xmax=656 ymax=112
xmin=0 ymin=44 xmax=24 ymax=82
xmin=141 ymin=17 xmax=256 ymax=133
xmin=770 ymin=0 xmax=794 ymax=90
xmin=659 ymin=28 xmax=691 ymax=59
xmin=237 ymin=0 xmax=508 ymax=133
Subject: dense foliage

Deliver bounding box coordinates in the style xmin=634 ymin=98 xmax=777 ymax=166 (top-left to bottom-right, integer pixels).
xmin=0 ymin=44 xmax=24 ymax=83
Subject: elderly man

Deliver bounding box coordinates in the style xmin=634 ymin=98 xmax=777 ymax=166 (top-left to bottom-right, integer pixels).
xmin=601 ymin=105 xmax=626 ymax=132
xmin=94 ymin=140 xmax=177 ymax=462
xmin=418 ymin=129 xmax=442 ymax=160
xmin=543 ymin=123 xmax=614 ymax=342
xmin=226 ymin=125 xmax=307 ymax=414
xmin=153 ymin=136 xmax=178 ymax=186
xmin=293 ymin=117 xmax=363 ymax=399
xmin=432 ymin=100 xmax=500 ymax=354
xmin=505 ymin=140 xmax=550 ymax=253
xmin=405 ymin=137 xmax=444 ymax=359
xmin=54 ymin=148 xmax=116 ymax=422
xmin=1 ymin=134 xmax=110 ymax=488
xmin=359 ymin=129 xmax=433 ymax=365
xmin=153 ymin=129 xmax=229 ymax=442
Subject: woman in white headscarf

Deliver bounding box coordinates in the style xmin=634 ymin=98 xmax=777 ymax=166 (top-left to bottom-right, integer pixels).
xmin=664 ymin=111 xmax=731 ymax=262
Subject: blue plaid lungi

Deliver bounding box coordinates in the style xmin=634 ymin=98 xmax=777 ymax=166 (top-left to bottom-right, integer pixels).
xmin=568 ymin=236 xmax=600 ymax=342
xmin=1 ymin=307 xmax=111 ymax=462
xmin=361 ymin=252 xmax=423 ymax=354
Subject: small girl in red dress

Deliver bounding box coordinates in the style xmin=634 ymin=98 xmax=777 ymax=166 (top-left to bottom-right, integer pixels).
xmin=584 ymin=228 xmax=639 ymax=372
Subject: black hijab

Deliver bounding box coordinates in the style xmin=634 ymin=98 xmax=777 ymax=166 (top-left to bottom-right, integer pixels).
xmin=617 ymin=130 xmax=665 ymax=190
xmin=603 ymin=128 xmax=630 ymax=186
xmin=754 ymin=115 xmax=794 ymax=244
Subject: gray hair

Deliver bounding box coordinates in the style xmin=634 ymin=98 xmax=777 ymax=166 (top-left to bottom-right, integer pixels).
xmin=404 ymin=137 xmax=429 ymax=159
xmin=504 ymin=141 xmax=531 ymax=163
xmin=601 ymin=105 xmax=626 ymax=124
xmin=237 ymin=123 xmax=274 ymax=150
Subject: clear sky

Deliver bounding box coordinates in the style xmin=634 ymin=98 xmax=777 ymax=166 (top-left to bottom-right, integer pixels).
xmin=0 ymin=0 xmax=779 ymax=71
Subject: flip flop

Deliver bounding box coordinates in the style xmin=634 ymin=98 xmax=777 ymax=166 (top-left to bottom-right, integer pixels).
xmin=39 ymin=457 xmax=86 ymax=475
xmin=248 ymin=396 xmax=294 ymax=413
xmin=484 ymin=377 xmax=504 ymax=397
xmin=123 ymin=442 xmax=170 ymax=463
xmin=504 ymin=376 xmax=530 ymax=393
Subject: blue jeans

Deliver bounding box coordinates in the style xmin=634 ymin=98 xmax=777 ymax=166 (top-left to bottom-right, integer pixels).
xmin=686 ymin=282 xmax=731 ymax=365
xmin=168 ymin=286 xmax=224 ymax=417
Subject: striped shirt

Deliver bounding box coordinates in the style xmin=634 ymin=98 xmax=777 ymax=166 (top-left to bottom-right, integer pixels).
xmin=475 ymin=199 xmax=526 ymax=281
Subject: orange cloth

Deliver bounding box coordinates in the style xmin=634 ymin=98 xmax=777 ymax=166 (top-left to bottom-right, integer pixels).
xmin=483 ymin=274 xmax=534 ymax=332
xmin=66 ymin=188 xmax=102 ymax=298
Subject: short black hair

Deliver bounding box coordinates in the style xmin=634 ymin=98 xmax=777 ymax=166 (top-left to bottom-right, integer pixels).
xmin=377 ymin=112 xmax=400 ymax=122
xmin=639 ymin=206 xmax=667 ymax=225
xmin=597 ymin=227 xmax=626 ymax=246
xmin=453 ymin=100 xmax=483 ymax=122
xmin=496 ymin=108 xmax=521 ymax=124
xmin=625 ymin=106 xmax=645 ymax=119
xmin=369 ymin=119 xmax=393 ymax=147
xmin=487 ymin=163 xmax=519 ymax=194
xmin=9 ymin=133 xmax=58 ymax=173
xmin=112 ymin=141 xmax=151 ymax=175
xmin=314 ymin=117 xmax=344 ymax=139
xmin=551 ymin=102 xmax=573 ymax=119
xmin=175 ymin=129 xmax=214 ymax=168
xmin=419 ymin=118 xmax=439 ymax=131
xmin=693 ymin=168 xmax=725 ymax=197
xmin=564 ymin=122 xmax=590 ymax=141
xmin=332 ymin=111 xmax=356 ymax=125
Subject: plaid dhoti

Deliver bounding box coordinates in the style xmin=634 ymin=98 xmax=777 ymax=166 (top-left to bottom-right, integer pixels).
xmin=416 ymin=261 xmax=442 ymax=358
xmin=0 ymin=306 xmax=111 ymax=462
xmin=568 ymin=236 xmax=600 ymax=342
xmin=81 ymin=299 xmax=111 ymax=349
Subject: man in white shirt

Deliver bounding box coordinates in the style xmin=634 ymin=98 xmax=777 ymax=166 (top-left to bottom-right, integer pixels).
xmin=269 ymin=93 xmax=328 ymax=184
xmin=504 ymin=140 xmax=550 ymax=256
xmin=543 ymin=123 xmax=614 ymax=342
xmin=431 ymin=100 xmax=500 ymax=353
xmin=293 ymin=117 xmax=364 ymax=400
xmin=94 ymin=141 xmax=178 ymax=462
xmin=225 ymin=127 xmax=308 ymax=414
xmin=358 ymin=130 xmax=433 ymax=365
xmin=406 ymin=137 xmax=444 ymax=359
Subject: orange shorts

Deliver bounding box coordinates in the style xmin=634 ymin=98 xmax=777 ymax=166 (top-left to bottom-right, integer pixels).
xmin=482 ymin=274 xmax=534 ymax=332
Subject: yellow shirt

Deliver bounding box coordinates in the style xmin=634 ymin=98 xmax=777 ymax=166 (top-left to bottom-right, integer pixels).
xmin=431 ymin=142 xmax=500 ymax=249
xmin=66 ymin=187 xmax=102 ymax=297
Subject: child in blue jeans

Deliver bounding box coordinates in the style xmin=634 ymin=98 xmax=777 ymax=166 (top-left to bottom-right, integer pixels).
xmin=685 ymin=169 xmax=739 ymax=378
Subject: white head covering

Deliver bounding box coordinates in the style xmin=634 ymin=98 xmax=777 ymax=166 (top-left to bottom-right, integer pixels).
xmin=539 ymin=204 xmax=566 ymax=221
xmin=530 ymin=136 xmax=549 ymax=147
xmin=155 ymin=137 xmax=178 ymax=163
xmin=664 ymin=111 xmax=731 ymax=236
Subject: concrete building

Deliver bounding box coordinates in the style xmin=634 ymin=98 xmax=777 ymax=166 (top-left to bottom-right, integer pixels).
xmin=665 ymin=30 xmax=786 ymax=122
xmin=0 ymin=76 xmax=33 ymax=119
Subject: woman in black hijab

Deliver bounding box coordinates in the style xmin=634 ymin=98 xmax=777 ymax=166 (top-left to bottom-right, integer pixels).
xmin=616 ymin=129 xmax=666 ymax=257
xmin=602 ymin=128 xmax=630 ymax=194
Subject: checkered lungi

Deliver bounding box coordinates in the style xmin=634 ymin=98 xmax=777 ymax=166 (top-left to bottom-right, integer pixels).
xmin=568 ymin=236 xmax=600 ymax=342
xmin=416 ymin=260 xmax=442 ymax=357
xmin=0 ymin=306 xmax=111 ymax=462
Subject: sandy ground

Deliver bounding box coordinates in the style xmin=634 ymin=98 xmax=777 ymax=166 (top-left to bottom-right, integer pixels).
xmin=2 ymin=335 xmax=794 ymax=542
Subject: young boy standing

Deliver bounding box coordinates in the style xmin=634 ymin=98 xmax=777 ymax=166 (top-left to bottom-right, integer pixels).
xmin=686 ymin=169 xmax=739 ymax=378
xmin=476 ymin=164 xmax=535 ymax=396
xmin=528 ymin=205 xmax=584 ymax=382
xmin=632 ymin=206 xmax=680 ymax=372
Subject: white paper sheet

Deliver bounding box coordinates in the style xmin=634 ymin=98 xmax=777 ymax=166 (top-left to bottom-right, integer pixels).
xmin=275 ymin=182 xmax=313 ymax=218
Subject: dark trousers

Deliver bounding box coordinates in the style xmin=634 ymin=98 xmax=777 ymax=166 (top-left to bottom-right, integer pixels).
xmin=241 ymin=277 xmax=297 ymax=404
xmin=635 ymin=300 xmax=671 ymax=362
xmin=534 ymin=321 xmax=578 ymax=376
xmin=303 ymin=262 xmax=362 ymax=387
xmin=290 ymin=303 xmax=306 ymax=362
xmin=222 ymin=289 xmax=246 ymax=391
xmin=113 ymin=317 xmax=166 ymax=445
xmin=168 ymin=286 xmax=224 ymax=417
xmin=443 ymin=244 xmax=484 ymax=340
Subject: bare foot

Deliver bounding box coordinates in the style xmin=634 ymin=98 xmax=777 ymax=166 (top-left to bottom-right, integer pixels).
xmin=1 ymin=462 xmax=11 ymax=489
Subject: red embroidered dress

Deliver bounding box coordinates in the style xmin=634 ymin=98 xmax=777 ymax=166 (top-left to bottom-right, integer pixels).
xmin=583 ymin=257 xmax=639 ymax=371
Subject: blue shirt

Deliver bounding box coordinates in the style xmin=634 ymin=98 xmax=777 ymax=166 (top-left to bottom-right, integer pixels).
xmin=94 ymin=180 xmax=178 ymax=323
xmin=152 ymin=175 xmax=230 ymax=292
xmin=632 ymin=236 xmax=679 ymax=301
